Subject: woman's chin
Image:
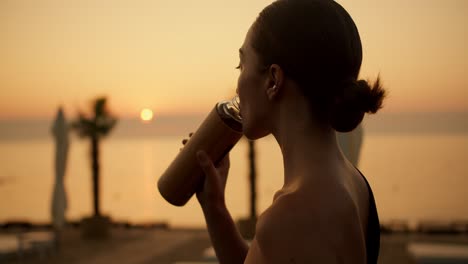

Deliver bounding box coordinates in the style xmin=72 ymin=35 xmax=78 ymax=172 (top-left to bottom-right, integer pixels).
xmin=242 ymin=126 xmax=269 ymax=141
xmin=242 ymin=127 xmax=255 ymax=140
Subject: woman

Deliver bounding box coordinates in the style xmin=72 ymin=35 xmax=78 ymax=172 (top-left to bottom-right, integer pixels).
xmin=193 ymin=0 xmax=385 ymax=263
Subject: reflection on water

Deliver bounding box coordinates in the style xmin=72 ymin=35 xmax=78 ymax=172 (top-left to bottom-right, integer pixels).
xmin=142 ymin=142 xmax=154 ymax=221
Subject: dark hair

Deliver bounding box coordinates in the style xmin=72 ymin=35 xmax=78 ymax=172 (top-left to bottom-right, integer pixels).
xmin=251 ymin=0 xmax=386 ymax=132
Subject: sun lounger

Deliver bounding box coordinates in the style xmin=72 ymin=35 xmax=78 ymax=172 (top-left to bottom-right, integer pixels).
xmin=408 ymin=242 xmax=468 ymax=264
xmin=0 ymin=234 xmax=18 ymax=253
xmin=0 ymin=234 xmax=19 ymax=261
xmin=18 ymin=231 xmax=55 ymax=259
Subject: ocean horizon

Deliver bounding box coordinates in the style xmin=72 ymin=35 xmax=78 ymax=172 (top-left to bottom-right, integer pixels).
xmin=0 ymin=112 xmax=467 ymax=141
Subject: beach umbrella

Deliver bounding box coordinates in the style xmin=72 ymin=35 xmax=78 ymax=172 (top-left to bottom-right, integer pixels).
xmin=51 ymin=107 xmax=69 ymax=230
xmin=337 ymin=124 xmax=363 ymax=166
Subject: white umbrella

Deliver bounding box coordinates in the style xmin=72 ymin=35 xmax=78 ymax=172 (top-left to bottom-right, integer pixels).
xmin=337 ymin=124 xmax=363 ymax=166
xmin=51 ymin=107 xmax=69 ymax=231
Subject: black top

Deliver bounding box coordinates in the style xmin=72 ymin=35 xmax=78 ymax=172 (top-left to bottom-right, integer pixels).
xmin=359 ymin=171 xmax=380 ymax=264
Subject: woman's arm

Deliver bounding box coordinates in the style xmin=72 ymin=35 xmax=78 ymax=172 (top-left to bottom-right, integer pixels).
xmin=202 ymin=202 xmax=249 ymax=264
xmin=196 ymin=150 xmax=249 ymax=264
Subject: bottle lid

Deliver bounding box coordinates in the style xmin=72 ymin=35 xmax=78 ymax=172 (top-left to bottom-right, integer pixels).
xmin=217 ymin=96 xmax=243 ymax=132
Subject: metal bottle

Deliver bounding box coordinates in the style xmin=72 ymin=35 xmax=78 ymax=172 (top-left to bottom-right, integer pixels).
xmin=157 ymin=96 xmax=243 ymax=206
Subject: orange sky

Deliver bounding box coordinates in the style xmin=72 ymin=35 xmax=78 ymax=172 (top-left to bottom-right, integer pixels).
xmin=0 ymin=0 xmax=467 ymax=119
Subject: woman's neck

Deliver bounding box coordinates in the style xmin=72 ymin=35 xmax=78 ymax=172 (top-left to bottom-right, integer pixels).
xmin=271 ymin=96 xmax=345 ymax=189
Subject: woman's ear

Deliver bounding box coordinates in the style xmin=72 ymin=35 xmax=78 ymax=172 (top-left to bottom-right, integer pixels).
xmin=265 ymin=64 xmax=284 ymax=100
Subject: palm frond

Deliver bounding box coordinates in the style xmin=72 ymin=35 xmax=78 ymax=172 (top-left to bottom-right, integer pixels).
xmin=71 ymin=113 xmax=96 ymax=138
xmin=96 ymin=117 xmax=118 ymax=136
xmin=72 ymin=97 xmax=118 ymax=139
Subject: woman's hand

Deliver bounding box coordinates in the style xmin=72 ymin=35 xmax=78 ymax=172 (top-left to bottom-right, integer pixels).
xmin=195 ymin=150 xmax=230 ymax=208
xmin=181 ymin=134 xmax=230 ymax=208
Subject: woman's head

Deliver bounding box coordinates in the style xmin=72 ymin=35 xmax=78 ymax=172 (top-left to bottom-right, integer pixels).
xmin=237 ymin=0 xmax=385 ymax=134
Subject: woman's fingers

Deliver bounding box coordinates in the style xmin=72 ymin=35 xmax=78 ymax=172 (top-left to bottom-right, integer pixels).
xmin=196 ymin=151 xmax=220 ymax=185
xmin=181 ymin=132 xmax=194 ymax=145
xmin=180 ymin=132 xmax=194 ymax=151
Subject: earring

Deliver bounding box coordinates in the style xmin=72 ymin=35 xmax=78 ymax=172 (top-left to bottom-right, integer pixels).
xmin=272 ymin=84 xmax=277 ymax=90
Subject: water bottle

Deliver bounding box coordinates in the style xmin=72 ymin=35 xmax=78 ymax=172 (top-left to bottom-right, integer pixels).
xmin=157 ymin=96 xmax=243 ymax=206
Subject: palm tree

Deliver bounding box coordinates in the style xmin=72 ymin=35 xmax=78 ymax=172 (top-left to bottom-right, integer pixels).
xmin=72 ymin=97 xmax=117 ymax=217
xmin=248 ymin=140 xmax=257 ymax=221
xmin=238 ymin=138 xmax=258 ymax=239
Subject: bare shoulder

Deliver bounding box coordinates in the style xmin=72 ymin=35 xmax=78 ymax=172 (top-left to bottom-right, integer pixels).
xmin=245 ymin=187 xmax=366 ymax=264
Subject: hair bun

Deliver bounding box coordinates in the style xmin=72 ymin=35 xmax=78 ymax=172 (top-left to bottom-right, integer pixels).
xmin=356 ymin=78 xmax=386 ymax=114
xmin=330 ymin=77 xmax=386 ymax=132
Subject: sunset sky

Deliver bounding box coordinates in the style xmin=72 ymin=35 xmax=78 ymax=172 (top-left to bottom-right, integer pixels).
xmin=1 ymin=0 xmax=467 ymax=119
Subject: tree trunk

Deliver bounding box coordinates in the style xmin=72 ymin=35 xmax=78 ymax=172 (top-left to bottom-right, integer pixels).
xmin=91 ymin=135 xmax=100 ymax=216
xmin=248 ymin=140 xmax=257 ymax=221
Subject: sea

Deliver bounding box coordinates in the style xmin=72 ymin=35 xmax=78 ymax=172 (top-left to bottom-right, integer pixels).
xmin=0 ymin=112 xmax=467 ymax=228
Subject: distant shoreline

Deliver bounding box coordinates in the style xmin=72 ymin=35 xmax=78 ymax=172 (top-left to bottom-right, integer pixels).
xmin=0 ymin=112 xmax=467 ymax=140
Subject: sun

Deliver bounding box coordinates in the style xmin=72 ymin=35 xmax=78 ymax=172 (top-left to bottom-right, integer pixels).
xmin=140 ymin=108 xmax=154 ymax=122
